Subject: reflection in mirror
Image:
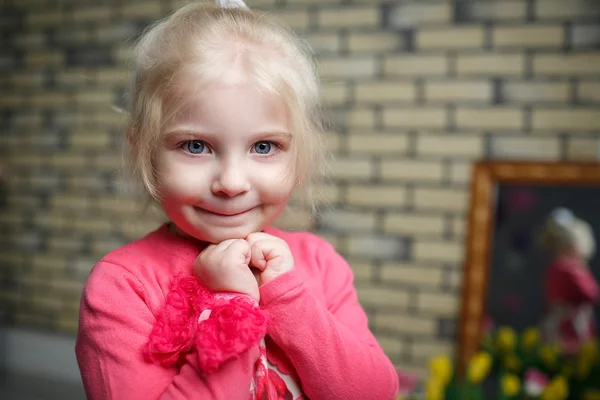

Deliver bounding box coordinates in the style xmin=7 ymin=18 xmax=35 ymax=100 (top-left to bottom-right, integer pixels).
xmin=487 ymin=185 xmax=600 ymax=355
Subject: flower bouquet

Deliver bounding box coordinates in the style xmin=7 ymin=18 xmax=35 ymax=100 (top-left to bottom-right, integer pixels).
xmin=407 ymin=325 xmax=600 ymax=400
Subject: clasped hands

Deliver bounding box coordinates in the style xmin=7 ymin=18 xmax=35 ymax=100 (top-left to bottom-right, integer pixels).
xmin=193 ymin=232 xmax=294 ymax=302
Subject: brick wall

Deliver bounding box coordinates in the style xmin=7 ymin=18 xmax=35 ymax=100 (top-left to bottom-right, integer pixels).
xmin=1 ymin=0 xmax=599 ymax=376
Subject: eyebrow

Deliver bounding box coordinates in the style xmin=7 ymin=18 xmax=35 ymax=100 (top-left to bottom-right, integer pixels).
xmin=164 ymin=129 xmax=293 ymax=141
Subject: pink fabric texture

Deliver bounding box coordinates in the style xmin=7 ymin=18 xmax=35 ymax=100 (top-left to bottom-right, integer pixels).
xmin=75 ymin=224 xmax=399 ymax=399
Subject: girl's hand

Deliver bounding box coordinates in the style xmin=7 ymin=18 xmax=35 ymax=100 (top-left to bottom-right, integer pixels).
xmin=246 ymin=232 xmax=295 ymax=285
xmin=193 ymin=239 xmax=260 ymax=302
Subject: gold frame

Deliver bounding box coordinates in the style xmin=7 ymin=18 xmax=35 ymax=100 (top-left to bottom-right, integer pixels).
xmin=457 ymin=160 xmax=600 ymax=374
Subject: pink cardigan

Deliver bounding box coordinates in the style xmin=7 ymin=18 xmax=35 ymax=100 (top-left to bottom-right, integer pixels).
xmin=75 ymin=224 xmax=399 ymax=399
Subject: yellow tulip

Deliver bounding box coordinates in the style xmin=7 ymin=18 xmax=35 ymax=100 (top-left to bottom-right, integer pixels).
xmin=540 ymin=344 xmax=559 ymax=369
xmin=501 ymin=374 xmax=520 ymax=397
xmin=428 ymin=355 xmax=453 ymax=385
xmin=425 ymin=378 xmax=444 ymax=400
xmin=541 ymin=376 xmax=568 ymax=400
xmin=521 ymin=327 xmax=540 ymax=350
xmin=583 ymin=389 xmax=600 ymax=400
xmin=496 ymin=326 xmax=517 ymax=353
xmin=579 ymin=338 xmax=598 ymax=365
xmin=467 ymin=352 xmax=492 ymax=383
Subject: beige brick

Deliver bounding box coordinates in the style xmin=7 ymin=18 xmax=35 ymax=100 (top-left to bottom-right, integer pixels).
xmin=30 ymin=92 xmax=70 ymax=108
xmin=416 ymin=27 xmax=485 ymax=50
xmin=348 ymin=32 xmax=403 ymax=53
xmin=375 ymin=313 xmax=436 ymax=335
xmin=10 ymin=72 xmax=44 ymax=88
xmin=28 ymin=11 xmax=62 ymax=26
xmin=491 ymin=137 xmax=561 ymax=159
xmin=305 ymin=33 xmax=341 ymax=54
xmin=449 ymin=162 xmax=472 ymax=185
xmin=270 ymin=9 xmax=310 ymax=30
xmin=452 ymin=216 xmax=466 ymax=238
xmin=566 ymin=138 xmax=599 ymax=160
xmin=319 ymin=57 xmax=377 ymax=78
xmin=383 ymin=107 xmax=446 ymax=129
xmin=273 ymin=208 xmax=314 ymax=231
xmin=50 ymin=153 xmax=90 ymax=169
xmin=417 ymin=292 xmax=459 ymax=315
xmin=329 ymin=157 xmax=374 ymax=179
xmin=416 ymin=134 xmax=483 ymax=158
xmin=314 ymin=183 xmax=342 ymax=205
xmin=318 ymin=6 xmax=379 ymax=28
xmin=503 ymin=81 xmax=571 ymax=103
xmin=71 ymin=218 xmax=114 ymax=234
xmin=69 ymin=130 xmax=113 ymax=148
xmin=56 ymin=69 xmax=94 ymax=87
xmin=532 ymin=108 xmax=600 ymax=131
xmin=456 ymin=107 xmax=523 ymax=130
xmin=355 ymin=81 xmax=416 ymax=103
xmin=411 ymin=340 xmax=455 ymax=360
xmin=383 ymin=214 xmax=445 ymax=236
xmin=346 ymin=108 xmax=376 ymax=128
xmin=384 ymin=55 xmax=449 ymax=77
xmin=75 ymin=91 xmax=115 ymax=106
xmin=579 ymin=82 xmax=600 ymax=102
xmin=48 ymin=236 xmax=85 ymax=253
xmin=121 ymin=2 xmax=162 ymax=18
xmin=25 ymin=51 xmax=63 ymax=67
xmin=97 ymin=196 xmax=141 ymax=214
xmin=120 ymin=219 xmax=164 ymax=240
xmin=0 ymin=94 xmax=24 ymax=107
xmin=535 ymin=0 xmax=600 ymax=18
xmin=32 ymin=254 xmax=68 ymax=273
xmin=533 ymin=54 xmax=600 ymax=76
xmin=347 ymin=234 xmax=406 ymax=259
xmin=73 ymin=6 xmax=112 ymax=21
xmin=414 ymin=187 xmax=468 ymax=212
xmin=51 ymin=195 xmax=91 ymax=211
xmin=377 ymin=336 xmax=404 ymax=357
xmin=470 ymin=1 xmax=527 ymax=20
xmin=413 ymin=240 xmax=463 ymax=263
xmin=320 ymin=209 xmax=377 ymax=232
xmin=389 ymin=3 xmax=452 ymax=26
xmin=381 ymin=264 xmax=444 ymax=286
xmin=324 ymin=131 xmax=343 ymax=152
xmin=92 ymin=238 xmax=127 ymax=257
xmin=356 ymin=285 xmax=409 ymax=308
xmin=425 ymin=80 xmax=493 ymax=102
xmin=346 ymin=260 xmax=375 ymax=281
xmin=35 ymin=213 xmax=69 ymax=230
xmin=457 ymin=53 xmax=524 ymax=76
xmin=493 ymin=25 xmax=564 ymax=47
xmin=380 ymin=160 xmax=444 ymax=182
xmin=96 ymin=69 xmax=128 ymax=85
xmin=347 ymin=133 xmax=409 ymax=155
xmin=347 ymin=185 xmax=407 ymax=207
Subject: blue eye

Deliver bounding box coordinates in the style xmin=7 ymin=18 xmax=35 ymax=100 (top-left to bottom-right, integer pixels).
xmin=185 ymin=140 xmax=206 ymax=154
xmin=254 ymin=141 xmax=272 ymax=154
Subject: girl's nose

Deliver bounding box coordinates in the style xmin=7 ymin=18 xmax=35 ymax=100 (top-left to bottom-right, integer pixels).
xmin=211 ymin=161 xmax=251 ymax=197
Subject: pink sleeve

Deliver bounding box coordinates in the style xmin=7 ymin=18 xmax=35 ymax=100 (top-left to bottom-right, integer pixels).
xmin=75 ymin=261 xmax=258 ymax=400
xmin=562 ymin=262 xmax=600 ymax=303
xmin=259 ymin=240 xmax=399 ymax=400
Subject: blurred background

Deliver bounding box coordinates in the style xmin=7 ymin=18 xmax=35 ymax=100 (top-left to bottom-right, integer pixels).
xmin=1 ymin=0 xmax=599 ymax=398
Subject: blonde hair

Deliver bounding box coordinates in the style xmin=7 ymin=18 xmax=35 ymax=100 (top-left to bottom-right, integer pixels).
xmin=539 ymin=208 xmax=596 ymax=260
xmin=123 ymin=1 xmax=326 ymax=210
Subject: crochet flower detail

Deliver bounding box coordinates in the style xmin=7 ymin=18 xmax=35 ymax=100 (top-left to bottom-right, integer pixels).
xmin=144 ymin=275 xmax=269 ymax=373
xmin=196 ymin=295 xmax=270 ymax=373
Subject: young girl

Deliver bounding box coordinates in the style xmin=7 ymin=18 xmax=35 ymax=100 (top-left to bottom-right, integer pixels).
xmin=74 ymin=1 xmax=399 ymax=399
xmin=539 ymin=208 xmax=599 ymax=355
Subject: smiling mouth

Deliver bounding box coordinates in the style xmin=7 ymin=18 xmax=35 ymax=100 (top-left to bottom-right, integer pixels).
xmin=195 ymin=207 xmax=252 ymax=217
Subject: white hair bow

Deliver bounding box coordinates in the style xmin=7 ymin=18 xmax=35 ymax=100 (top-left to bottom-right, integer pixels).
xmin=216 ymin=0 xmax=248 ymax=8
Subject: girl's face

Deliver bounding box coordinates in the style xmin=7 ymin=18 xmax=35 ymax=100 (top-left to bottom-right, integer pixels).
xmin=155 ymin=82 xmax=296 ymax=244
